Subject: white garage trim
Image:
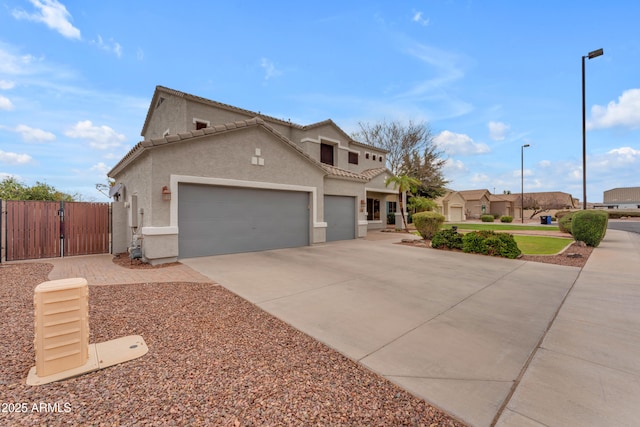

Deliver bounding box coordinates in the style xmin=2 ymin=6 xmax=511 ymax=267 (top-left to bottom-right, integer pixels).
xmin=168 ymin=174 xmax=327 ymax=229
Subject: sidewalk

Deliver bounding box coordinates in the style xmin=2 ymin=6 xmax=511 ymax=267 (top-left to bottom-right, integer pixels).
xmin=496 ymin=229 xmax=640 ymax=426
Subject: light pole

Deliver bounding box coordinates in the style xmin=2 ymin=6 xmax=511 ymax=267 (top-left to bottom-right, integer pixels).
xmin=582 ymin=48 xmax=604 ymax=210
xmin=521 ymin=144 xmax=530 ymax=223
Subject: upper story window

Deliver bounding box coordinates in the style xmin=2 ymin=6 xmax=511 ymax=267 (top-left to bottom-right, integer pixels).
xmin=379 ymin=156 xmax=383 ymax=163
xmin=348 ymin=152 xmax=359 ymax=165
xmin=365 ymin=152 xmax=370 ymax=159
xmin=195 ymin=121 xmax=208 ymax=130
xmin=320 ymin=143 xmax=334 ymax=166
xmin=372 ymin=154 xmax=377 ymax=161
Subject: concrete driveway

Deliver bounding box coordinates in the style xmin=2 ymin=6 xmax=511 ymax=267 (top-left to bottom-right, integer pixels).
xmin=182 ymin=234 xmax=581 ymax=427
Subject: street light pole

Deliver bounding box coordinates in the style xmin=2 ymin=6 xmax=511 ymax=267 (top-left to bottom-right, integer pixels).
xmin=521 ymin=144 xmax=530 ymax=223
xmin=582 ymin=48 xmax=604 ymax=210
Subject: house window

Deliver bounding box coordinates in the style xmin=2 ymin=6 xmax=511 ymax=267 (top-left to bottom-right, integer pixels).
xmin=379 ymin=156 xmax=383 ymax=162
xmin=365 ymin=152 xmax=370 ymax=159
xmin=320 ymin=143 xmax=334 ymax=165
xmin=195 ymin=121 xmax=208 ymax=130
xmin=367 ymin=198 xmax=381 ymax=221
xmin=387 ymin=201 xmax=397 ymax=213
xmin=348 ymin=152 xmax=358 ymax=165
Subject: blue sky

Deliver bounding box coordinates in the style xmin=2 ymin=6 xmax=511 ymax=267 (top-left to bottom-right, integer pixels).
xmin=1 ymin=1 xmax=639 ymax=203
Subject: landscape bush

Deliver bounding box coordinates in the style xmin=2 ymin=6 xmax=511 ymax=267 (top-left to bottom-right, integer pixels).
xmin=431 ymin=229 xmax=463 ymax=250
xmin=571 ymin=210 xmax=609 ymax=247
xmin=412 ymin=211 xmax=445 ymax=240
xmin=387 ymin=213 xmax=395 ymax=225
xmin=555 ymin=210 xmax=572 ymax=220
xmin=481 ymin=214 xmax=495 ymax=222
xmin=492 ymin=213 xmax=501 ymax=219
xmin=500 ymin=215 xmax=513 ymax=223
xmin=558 ymin=211 xmax=576 ymax=234
xmin=462 ymin=230 xmax=521 ymax=259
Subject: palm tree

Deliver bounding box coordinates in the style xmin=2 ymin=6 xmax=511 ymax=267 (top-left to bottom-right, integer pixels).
xmin=385 ymin=174 xmax=421 ymax=231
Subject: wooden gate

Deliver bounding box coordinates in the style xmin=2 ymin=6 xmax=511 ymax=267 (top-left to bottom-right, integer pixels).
xmin=3 ymin=200 xmax=111 ymax=261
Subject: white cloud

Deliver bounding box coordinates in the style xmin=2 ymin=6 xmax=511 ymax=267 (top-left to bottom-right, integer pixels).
xmin=260 ymin=58 xmax=282 ymax=80
xmin=0 ymin=150 xmax=32 ymax=164
xmin=434 ymin=130 xmax=490 ymax=155
xmin=443 ymin=158 xmax=467 ymax=173
xmin=538 ymin=160 xmax=552 ymax=168
xmin=0 ymin=80 xmax=15 ymax=90
xmin=15 ymin=124 xmax=56 ymax=142
xmin=588 ymin=88 xmax=640 ymax=130
xmin=591 ymin=146 xmax=640 ymax=170
xmin=0 ymin=44 xmax=44 ymax=75
xmin=91 ymin=35 xmax=122 ymax=58
xmin=0 ymin=95 xmax=14 ymax=110
xmin=12 ymin=0 xmax=81 ymax=40
xmin=65 ymin=120 xmax=126 ymax=150
xmin=471 ymin=173 xmax=490 ymax=183
xmin=488 ymin=121 xmax=510 ymax=141
xmin=412 ymin=11 xmax=430 ymax=26
xmin=90 ymin=162 xmax=110 ymax=174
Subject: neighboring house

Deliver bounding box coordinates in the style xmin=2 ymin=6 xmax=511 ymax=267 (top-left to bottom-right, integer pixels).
xmin=489 ymin=194 xmax=518 ymax=219
xmin=595 ymin=187 xmax=640 ymax=210
xmin=491 ymin=191 xmax=576 ymax=219
xmin=456 ymin=190 xmax=576 ymax=220
xmin=434 ymin=191 xmax=466 ymax=222
xmin=458 ymin=189 xmax=492 ymax=219
xmin=108 ymin=86 xmax=396 ymax=264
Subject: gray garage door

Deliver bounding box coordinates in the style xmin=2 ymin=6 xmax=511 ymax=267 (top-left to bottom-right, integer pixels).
xmin=324 ymin=195 xmax=355 ymax=241
xmin=178 ymin=184 xmax=309 ymax=258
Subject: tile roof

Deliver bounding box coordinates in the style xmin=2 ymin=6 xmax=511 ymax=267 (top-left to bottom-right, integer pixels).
xmin=320 ymin=165 xmax=369 ymax=182
xmin=109 ymin=117 xmax=326 ymax=177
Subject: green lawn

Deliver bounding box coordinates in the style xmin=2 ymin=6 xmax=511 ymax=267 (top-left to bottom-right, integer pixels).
xmin=444 ymin=223 xmax=560 ymax=232
xmin=513 ymin=235 xmax=573 ymax=255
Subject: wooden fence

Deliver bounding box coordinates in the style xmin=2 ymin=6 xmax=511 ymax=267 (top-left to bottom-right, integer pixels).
xmin=2 ymin=200 xmax=110 ymax=262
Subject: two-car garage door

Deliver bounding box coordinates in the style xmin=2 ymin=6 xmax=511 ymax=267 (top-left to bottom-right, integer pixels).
xmin=178 ymin=184 xmax=310 ymax=258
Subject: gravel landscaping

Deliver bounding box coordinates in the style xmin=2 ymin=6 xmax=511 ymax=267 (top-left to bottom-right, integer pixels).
xmin=1 ymin=263 xmax=465 ymax=426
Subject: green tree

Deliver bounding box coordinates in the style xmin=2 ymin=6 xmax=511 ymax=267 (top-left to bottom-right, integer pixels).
xmin=353 ymin=120 xmax=448 ymax=197
xmin=0 ymin=177 xmax=75 ymax=201
xmin=0 ymin=176 xmax=26 ymax=200
xmin=385 ymin=174 xmax=421 ymax=231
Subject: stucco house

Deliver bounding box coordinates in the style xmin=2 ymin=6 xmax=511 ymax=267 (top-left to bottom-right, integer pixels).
xmin=434 ymin=191 xmax=466 ymax=222
xmin=458 ymin=189 xmax=492 ymax=219
xmin=108 ymin=86 xmax=397 ymax=264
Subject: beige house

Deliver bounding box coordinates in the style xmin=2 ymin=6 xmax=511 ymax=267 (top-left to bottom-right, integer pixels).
xmin=434 ymin=191 xmax=466 ymax=222
xmin=108 ymin=86 xmax=397 ymax=264
xmin=455 ymin=189 xmax=577 ymax=220
xmin=458 ymin=189 xmax=491 ymax=219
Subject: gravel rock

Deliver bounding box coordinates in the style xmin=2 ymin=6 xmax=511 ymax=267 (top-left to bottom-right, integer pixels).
xmin=1 ymin=263 xmax=465 ymax=426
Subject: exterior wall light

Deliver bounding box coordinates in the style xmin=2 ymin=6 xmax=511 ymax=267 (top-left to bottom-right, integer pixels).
xmin=161 ymin=186 xmax=171 ymax=201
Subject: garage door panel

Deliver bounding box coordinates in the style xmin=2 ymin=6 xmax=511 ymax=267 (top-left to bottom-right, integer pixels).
xmin=325 ymin=195 xmax=355 ymax=242
xmin=179 ymin=184 xmax=309 ymax=258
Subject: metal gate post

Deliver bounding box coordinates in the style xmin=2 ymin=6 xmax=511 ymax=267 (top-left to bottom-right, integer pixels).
xmin=58 ymin=201 xmax=65 ymax=258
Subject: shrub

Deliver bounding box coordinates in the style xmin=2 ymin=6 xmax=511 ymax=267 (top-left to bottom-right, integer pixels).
xmin=387 ymin=213 xmax=395 ymax=225
xmin=481 ymin=214 xmax=494 ymax=222
xmin=555 ymin=210 xmax=572 ymax=220
xmin=431 ymin=229 xmax=463 ymax=250
xmin=500 ymin=215 xmax=513 ymax=223
xmin=492 ymin=213 xmax=501 ymax=219
xmin=485 ymin=233 xmax=521 ymax=259
xmin=571 ymin=210 xmax=609 ymax=247
xmin=462 ymin=231 xmax=489 ymax=254
xmin=558 ymin=211 xmax=575 ymax=234
xmin=412 ymin=211 xmax=445 ymax=240
xmin=462 ymin=230 xmax=521 ymax=259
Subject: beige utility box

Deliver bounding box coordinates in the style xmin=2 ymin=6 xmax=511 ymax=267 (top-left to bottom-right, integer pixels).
xmin=33 ymin=278 xmax=89 ymax=377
